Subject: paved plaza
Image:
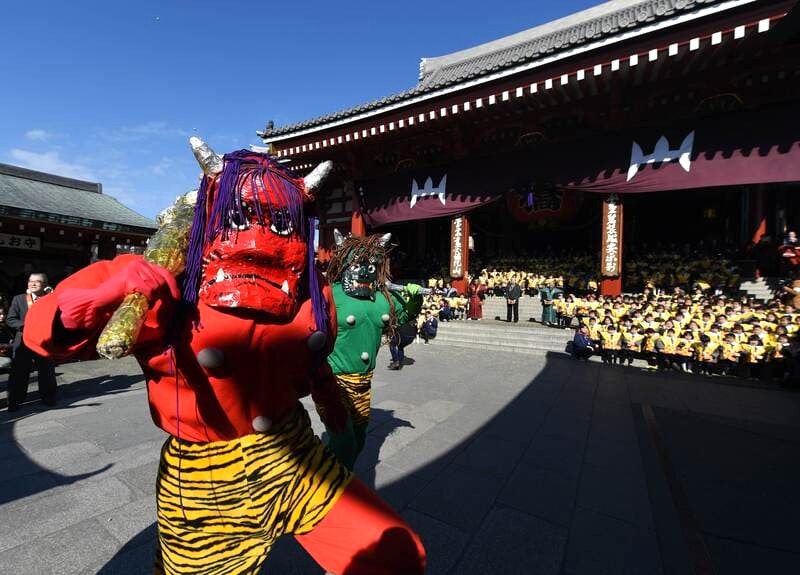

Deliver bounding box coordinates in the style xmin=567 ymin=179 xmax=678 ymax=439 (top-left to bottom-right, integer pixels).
xmin=1 ymin=343 xmax=800 ymax=574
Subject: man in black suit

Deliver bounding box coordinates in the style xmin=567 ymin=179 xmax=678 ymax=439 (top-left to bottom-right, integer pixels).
xmin=6 ymin=273 xmax=57 ymax=411
xmin=505 ymin=275 xmax=523 ymax=323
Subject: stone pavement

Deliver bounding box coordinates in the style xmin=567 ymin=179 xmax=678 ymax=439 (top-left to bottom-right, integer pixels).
xmin=1 ymin=345 xmax=800 ymax=574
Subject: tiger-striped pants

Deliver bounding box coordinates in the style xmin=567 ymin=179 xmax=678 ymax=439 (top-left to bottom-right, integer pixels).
xmin=335 ymin=371 xmax=373 ymax=429
xmin=154 ymin=404 xmax=424 ymax=574
xmin=316 ymin=371 xmax=373 ymax=469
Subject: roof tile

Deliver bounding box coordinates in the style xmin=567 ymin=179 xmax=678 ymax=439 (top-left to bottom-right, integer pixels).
xmin=0 ymin=164 xmax=156 ymax=231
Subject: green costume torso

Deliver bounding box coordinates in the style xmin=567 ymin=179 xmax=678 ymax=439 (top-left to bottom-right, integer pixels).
xmin=328 ymin=283 xmax=407 ymax=375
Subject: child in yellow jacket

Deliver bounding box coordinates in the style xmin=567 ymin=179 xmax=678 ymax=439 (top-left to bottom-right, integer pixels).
xmin=600 ymin=325 xmax=623 ymax=365
xmin=718 ymin=333 xmax=742 ymax=376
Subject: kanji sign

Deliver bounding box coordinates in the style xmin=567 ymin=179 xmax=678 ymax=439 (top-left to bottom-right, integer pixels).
xmin=450 ymin=215 xmax=469 ymax=279
xmin=0 ymin=233 xmax=41 ymax=251
xmin=601 ymin=195 xmax=622 ymax=277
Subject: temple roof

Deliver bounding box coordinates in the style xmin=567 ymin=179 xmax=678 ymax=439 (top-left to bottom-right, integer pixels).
xmin=0 ymin=163 xmax=156 ymax=233
xmin=260 ymin=0 xmax=733 ymax=141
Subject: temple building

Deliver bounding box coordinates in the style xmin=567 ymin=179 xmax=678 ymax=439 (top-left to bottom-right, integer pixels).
xmin=0 ymin=163 xmax=155 ymax=297
xmin=258 ymin=0 xmax=800 ymax=294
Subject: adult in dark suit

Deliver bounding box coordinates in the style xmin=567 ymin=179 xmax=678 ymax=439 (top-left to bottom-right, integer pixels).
xmin=572 ymin=325 xmax=594 ymax=361
xmin=505 ymin=275 xmax=523 ymax=323
xmin=6 ymin=273 xmax=57 ymax=411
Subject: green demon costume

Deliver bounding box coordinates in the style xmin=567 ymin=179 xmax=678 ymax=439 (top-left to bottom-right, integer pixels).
xmin=319 ymin=231 xmax=408 ymax=469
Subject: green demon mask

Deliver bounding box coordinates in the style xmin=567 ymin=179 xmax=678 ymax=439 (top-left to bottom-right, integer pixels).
xmin=330 ymin=230 xmax=391 ymax=300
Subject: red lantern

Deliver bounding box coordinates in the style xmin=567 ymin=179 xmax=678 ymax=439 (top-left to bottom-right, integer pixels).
xmin=506 ymin=185 xmax=582 ymax=223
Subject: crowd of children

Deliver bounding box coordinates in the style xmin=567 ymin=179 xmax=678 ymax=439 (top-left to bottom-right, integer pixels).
xmin=564 ymin=291 xmax=798 ymax=383
xmin=421 ymin=244 xmax=742 ymax=295
xmin=419 ymin=292 xmax=469 ymax=323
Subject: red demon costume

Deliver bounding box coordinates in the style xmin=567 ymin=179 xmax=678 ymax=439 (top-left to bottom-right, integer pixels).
xmin=23 ymin=143 xmax=425 ymax=575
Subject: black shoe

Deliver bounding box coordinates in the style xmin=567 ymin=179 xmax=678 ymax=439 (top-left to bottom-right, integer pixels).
xmin=7 ymin=403 xmax=20 ymax=412
xmin=42 ymin=397 xmax=57 ymax=407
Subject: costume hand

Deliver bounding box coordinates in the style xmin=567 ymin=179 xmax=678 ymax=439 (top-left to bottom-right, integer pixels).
xmin=94 ymin=259 xmax=180 ymax=308
xmin=311 ymin=364 xmax=349 ymax=433
xmin=404 ymin=283 xmax=421 ymax=296
xmin=326 ymin=416 xmax=356 ymax=469
xmin=320 ymin=393 xmax=349 ymax=433
xmin=58 ymin=259 xmax=179 ymax=331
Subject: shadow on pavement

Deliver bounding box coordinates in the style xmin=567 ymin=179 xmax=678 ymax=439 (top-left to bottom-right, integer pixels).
xmin=646 ymin=404 xmax=800 ymax=573
xmin=0 ymin=372 xmax=145 ymax=505
xmin=356 ymin=408 xmax=414 ymax=489
xmin=93 ymin=352 xmax=800 ymax=574
xmin=96 ymin=523 xmax=159 ymax=575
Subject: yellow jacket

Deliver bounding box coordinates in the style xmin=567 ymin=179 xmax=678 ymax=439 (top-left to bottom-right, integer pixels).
xmin=644 ymin=334 xmax=660 ymax=353
xmin=660 ymin=336 xmax=678 ymax=354
xmin=699 ymin=342 xmax=719 ymax=362
xmin=674 ymin=339 xmax=694 ymax=357
xmin=720 ymin=342 xmax=741 ymax=362
xmin=601 ymin=331 xmax=623 ymax=351
xmin=623 ymin=333 xmax=644 ymax=352
xmin=741 ymin=343 xmax=766 ymax=364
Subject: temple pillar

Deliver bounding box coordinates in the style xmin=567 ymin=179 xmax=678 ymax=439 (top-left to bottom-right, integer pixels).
xmin=351 ymin=211 xmax=366 ymax=237
xmin=315 ymin=201 xmax=332 ymax=263
xmin=749 ymin=184 xmax=767 ymax=246
xmin=346 ymin=180 xmax=366 ymax=237
xmin=600 ymin=194 xmax=623 ymax=297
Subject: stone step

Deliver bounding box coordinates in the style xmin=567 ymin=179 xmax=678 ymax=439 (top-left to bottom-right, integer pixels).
xmin=480 ymin=311 xmax=542 ymax=320
xmin=739 ymin=277 xmax=782 ymax=302
xmin=479 ymin=306 xmax=541 ymax=316
xmin=473 ymin=309 xmax=546 ymax=317
xmin=435 ymin=337 xmax=568 ymax=351
xmin=436 ymin=329 xmax=570 ymax=343
xmin=741 ymin=285 xmax=775 ymax=290
xmin=428 ymin=337 xmax=567 ymax=355
xmin=738 ymin=287 xmax=777 ymax=302
xmin=437 ymin=322 xmax=570 ymax=338
xmin=434 ymin=317 xmax=572 ymax=353
xmin=482 ymin=297 xmax=541 ymax=303
xmin=741 ymin=286 xmax=774 ymax=291
xmin=480 ymin=308 xmax=541 ymax=316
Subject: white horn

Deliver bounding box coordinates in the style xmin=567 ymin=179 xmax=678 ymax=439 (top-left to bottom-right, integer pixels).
xmin=189 ymin=136 xmax=223 ymax=176
xmin=379 ymin=233 xmax=392 ymax=247
xmin=304 ymin=161 xmax=333 ymax=193
xmin=333 ymin=228 xmax=345 ymax=247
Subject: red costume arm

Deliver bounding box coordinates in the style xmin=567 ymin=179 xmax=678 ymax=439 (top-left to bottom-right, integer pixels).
xmin=23 ymin=255 xmax=154 ymax=361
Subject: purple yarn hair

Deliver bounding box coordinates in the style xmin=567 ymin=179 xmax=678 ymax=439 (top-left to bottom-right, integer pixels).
xmin=307 ymin=216 xmax=328 ymax=336
xmin=179 ymin=150 xmax=326 ymax=333
xmin=181 ymin=175 xmax=209 ymax=304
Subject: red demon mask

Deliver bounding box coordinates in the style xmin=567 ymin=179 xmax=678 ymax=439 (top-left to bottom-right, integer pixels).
xmin=188 ymin=150 xmax=312 ymax=320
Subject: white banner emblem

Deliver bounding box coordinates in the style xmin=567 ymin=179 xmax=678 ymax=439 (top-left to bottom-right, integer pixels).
xmin=627 ymin=131 xmax=694 ymax=182
xmin=410 ymin=175 xmax=447 ymax=208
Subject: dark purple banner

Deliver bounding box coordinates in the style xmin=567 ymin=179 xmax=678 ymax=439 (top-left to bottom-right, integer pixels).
xmin=560 ymin=104 xmax=800 ymax=194
xmin=359 ymin=104 xmax=800 ymax=227
xmin=359 ymin=167 xmax=503 ymax=227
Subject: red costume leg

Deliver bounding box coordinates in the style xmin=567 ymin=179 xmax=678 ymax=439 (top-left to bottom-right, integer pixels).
xmin=295 ymin=478 xmax=426 ymax=575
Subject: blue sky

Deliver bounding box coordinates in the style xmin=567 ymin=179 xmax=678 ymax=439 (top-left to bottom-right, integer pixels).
xmin=2 ymin=0 xmax=598 ymax=220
